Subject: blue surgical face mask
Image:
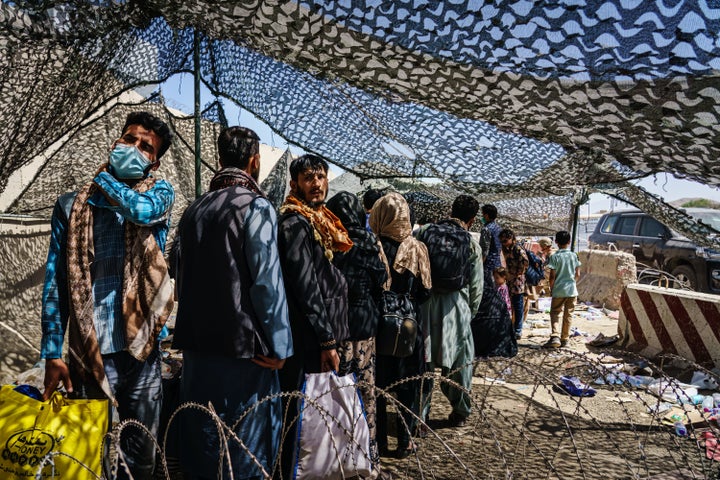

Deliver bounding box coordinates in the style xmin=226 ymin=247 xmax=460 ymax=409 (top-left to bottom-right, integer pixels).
xmin=108 ymin=144 xmax=153 ymax=179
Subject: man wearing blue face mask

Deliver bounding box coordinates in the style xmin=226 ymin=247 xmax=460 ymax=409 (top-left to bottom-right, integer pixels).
xmin=40 ymin=111 xmax=175 ymax=480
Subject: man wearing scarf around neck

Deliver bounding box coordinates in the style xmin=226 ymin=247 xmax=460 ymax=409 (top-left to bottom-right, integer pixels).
xmin=40 ymin=111 xmax=175 ymax=480
xmin=173 ymin=126 xmax=293 ymax=479
xmin=276 ymin=154 xmax=353 ymax=476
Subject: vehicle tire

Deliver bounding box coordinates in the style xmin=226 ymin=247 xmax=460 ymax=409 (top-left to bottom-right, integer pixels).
xmin=670 ymin=265 xmax=696 ymax=291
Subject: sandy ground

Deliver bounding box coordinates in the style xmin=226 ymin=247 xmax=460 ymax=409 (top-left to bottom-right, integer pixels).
xmin=5 ymin=298 xmax=719 ymax=479
xmin=377 ymin=301 xmax=720 ymax=479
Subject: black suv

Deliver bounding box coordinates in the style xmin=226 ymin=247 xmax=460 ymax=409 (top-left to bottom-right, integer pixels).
xmin=588 ymin=208 xmax=720 ymax=294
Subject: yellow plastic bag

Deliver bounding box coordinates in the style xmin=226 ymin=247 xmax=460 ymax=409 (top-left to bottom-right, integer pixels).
xmin=0 ymin=384 xmax=109 ymax=479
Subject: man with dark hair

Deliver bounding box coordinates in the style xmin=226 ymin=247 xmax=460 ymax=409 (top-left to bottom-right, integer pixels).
xmin=363 ymin=188 xmax=384 ymax=212
xmin=276 ymin=154 xmax=352 ymax=474
xmin=480 ymin=203 xmax=503 ymax=280
xmin=216 ymin=125 xmax=260 ymax=170
xmin=40 ymin=111 xmax=175 ymax=479
xmin=362 ymin=188 xmax=385 ymax=230
xmin=122 ymin=111 xmax=174 ymax=160
xmin=173 ymin=126 xmax=292 ymax=479
xmin=417 ymin=194 xmax=483 ymax=428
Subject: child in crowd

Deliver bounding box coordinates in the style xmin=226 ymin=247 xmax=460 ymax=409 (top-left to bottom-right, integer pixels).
xmin=543 ymin=231 xmax=582 ymax=348
xmin=493 ymin=267 xmax=512 ymax=318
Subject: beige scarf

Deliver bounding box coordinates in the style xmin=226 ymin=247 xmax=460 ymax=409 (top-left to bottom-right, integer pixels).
xmin=368 ymin=192 xmax=432 ymax=290
xmin=66 ymin=177 xmax=174 ymax=405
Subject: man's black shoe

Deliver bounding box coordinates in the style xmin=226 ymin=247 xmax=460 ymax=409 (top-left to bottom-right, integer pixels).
xmin=448 ymin=412 xmax=467 ymax=428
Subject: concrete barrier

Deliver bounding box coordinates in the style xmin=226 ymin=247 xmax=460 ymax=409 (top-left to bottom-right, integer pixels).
xmin=618 ymin=284 xmax=720 ymax=369
xmin=577 ymin=249 xmax=637 ymax=310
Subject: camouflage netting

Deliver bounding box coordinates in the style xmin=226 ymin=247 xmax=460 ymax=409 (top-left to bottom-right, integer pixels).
xmin=1 ymin=1 xmax=720 ymax=239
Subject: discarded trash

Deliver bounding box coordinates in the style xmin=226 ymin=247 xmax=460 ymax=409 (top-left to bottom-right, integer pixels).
xmin=662 ymin=407 xmax=703 ymax=427
xmin=702 ymin=395 xmax=715 ymax=412
xmin=570 ymin=327 xmax=586 ymax=337
xmin=674 ymin=421 xmax=688 ymax=437
xmin=700 ymin=431 xmax=720 ymax=461
xmin=627 ymin=375 xmax=654 ymax=388
xmin=557 ymin=376 xmax=597 ymax=397
xmin=605 ymin=394 xmax=635 ymax=403
xmin=647 ymin=402 xmax=673 ymax=414
xmin=690 ymin=371 xmax=719 ymax=391
xmin=537 ymin=297 xmax=551 ymax=312
xmin=669 ymin=413 xmax=684 ymax=423
xmin=587 ymin=333 xmax=619 ymax=347
xmin=527 ymin=319 xmax=549 ymax=328
xmin=594 ymin=372 xmax=621 ymax=385
xmin=647 ymin=380 xmax=698 ymax=404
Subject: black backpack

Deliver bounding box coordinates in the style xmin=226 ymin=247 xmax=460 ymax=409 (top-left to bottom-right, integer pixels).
xmin=418 ymin=219 xmax=472 ymax=293
xmin=525 ymin=249 xmax=545 ymax=286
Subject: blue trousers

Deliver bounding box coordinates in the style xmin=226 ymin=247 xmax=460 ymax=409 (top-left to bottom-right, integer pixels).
xmin=511 ymin=293 xmax=524 ymax=337
xmin=71 ymin=349 xmax=162 ymax=480
xmin=179 ymin=351 xmax=281 ymax=480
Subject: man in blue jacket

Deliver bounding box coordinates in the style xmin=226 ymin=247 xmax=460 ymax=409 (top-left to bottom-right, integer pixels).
xmin=41 ymin=111 xmax=176 ymax=480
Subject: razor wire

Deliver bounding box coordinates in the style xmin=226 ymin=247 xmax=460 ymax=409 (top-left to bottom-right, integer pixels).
xmin=24 ymin=348 xmax=720 ymax=479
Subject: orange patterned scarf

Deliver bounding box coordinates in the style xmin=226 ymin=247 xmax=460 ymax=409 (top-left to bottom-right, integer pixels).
xmin=66 ymin=176 xmax=174 ymax=405
xmin=280 ymin=193 xmax=353 ymax=261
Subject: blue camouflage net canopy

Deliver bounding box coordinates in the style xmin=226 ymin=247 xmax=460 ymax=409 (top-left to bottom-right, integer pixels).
xmin=1 ymin=1 xmax=719 ymax=241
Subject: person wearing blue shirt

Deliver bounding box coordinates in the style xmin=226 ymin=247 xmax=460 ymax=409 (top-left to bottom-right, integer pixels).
xmin=480 ymin=204 xmax=503 ymax=281
xmin=172 ymin=126 xmax=293 ymax=480
xmin=40 ymin=111 xmax=175 ymax=480
xmin=543 ymin=231 xmax=582 ymax=349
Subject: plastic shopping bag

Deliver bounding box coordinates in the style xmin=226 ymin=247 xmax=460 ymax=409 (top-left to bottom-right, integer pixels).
xmin=0 ymin=384 xmax=109 ymax=479
xmin=293 ymin=372 xmax=371 ymax=480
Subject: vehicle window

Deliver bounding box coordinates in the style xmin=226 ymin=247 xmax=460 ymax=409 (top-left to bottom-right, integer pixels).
xmin=600 ymin=215 xmax=618 ymax=233
xmin=616 ymin=216 xmax=638 ymax=235
xmin=692 ymin=212 xmax=720 ymax=231
xmin=639 ymin=217 xmax=667 ymax=237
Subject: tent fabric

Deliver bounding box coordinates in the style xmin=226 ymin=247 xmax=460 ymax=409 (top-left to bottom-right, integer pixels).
xmin=1 ymin=1 xmax=719 ymax=240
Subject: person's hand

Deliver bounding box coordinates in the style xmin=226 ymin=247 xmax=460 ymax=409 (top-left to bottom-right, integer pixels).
xmin=320 ymin=349 xmax=340 ymax=373
xmin=94 ymin=162 xmax=109 ymax=177
xmin=251 ymin=354 xmax=286 ymax=370
xmin=42 ymin=358 xmax=73 ymax=401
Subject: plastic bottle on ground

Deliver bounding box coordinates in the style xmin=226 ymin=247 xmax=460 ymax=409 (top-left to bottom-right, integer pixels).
xmin=702 ymin=395 xmax=715 ymax=412
xmin=674 ymin=421 xmax=687 ymax=437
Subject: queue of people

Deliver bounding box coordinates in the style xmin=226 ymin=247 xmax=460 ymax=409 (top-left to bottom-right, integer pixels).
xmin=37 ymin=113 xmax=572 ymax=479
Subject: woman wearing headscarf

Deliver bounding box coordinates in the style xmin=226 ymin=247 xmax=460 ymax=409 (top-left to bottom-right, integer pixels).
xmin=326 ymin=191 xmax=388 ymax=470
xmin=369 ymin=192 xmax=432 ymax=459
xmin=470 ymin=267 xmax=518 ymax=359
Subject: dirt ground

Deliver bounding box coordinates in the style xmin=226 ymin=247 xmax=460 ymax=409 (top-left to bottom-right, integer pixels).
xmin=377 ymin=301 xmax=720 ymax=480
xmin=5 ymin=299 xmax=719 ymax=479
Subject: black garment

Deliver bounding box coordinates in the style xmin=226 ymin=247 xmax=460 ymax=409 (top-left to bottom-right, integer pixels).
xmin=471 ymin=270 xmax=518 ymax=358
xmin=173 ymin=185 xmax=271 ymax=358
xmin=276 ymin=211 xmax=350 ymax=480
xmin=331 ymin=248 xmax=386 ymax=340
xmin=375 ymin=236 xmax=429 ymax=387
xmin=277 ymin=211 xmax=349 ymax=387
xmin=375 ymin=236 xmax=430 ymax=452
xmin=326 ymin=192 xmax=387 ymax=340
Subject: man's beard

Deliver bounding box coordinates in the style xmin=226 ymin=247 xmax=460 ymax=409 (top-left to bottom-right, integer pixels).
xmin=297 ymin=190 xmax=324 ymax=209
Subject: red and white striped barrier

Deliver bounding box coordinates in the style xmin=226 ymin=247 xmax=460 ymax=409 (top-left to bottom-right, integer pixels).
xmin=618 ymin=284 xmax=720 ymax=368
